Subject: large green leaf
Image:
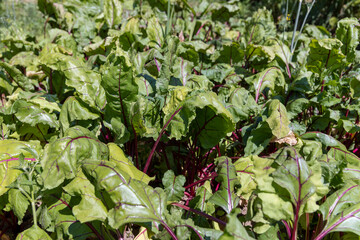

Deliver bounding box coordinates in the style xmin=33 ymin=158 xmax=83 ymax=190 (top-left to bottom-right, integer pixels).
xmin=209 ymin=157 xmax=239 ymax=214
xmin=59 ymin=96 xmax=100 ymax=133
xmin=164 ymin=88 xmax=235 ymax=148
xmin=83 ymin=158 xmax=172 ymax=232
xmin=0 ymin=62 xmax=34 ymax=91
xmin=39 ymin=51 xmax=106 ymax=111
xmin=101 ymin=47 xmax=138 ymax=140
xmin=40 ymin=126 xmax=108 ymax=189
xmin=11 ymin=100 xmax=59 ymax=129
xmin=271 ymin=147 xmax=328 ymax=215
xmin=316 ymin=185 xmax=360 ymax=239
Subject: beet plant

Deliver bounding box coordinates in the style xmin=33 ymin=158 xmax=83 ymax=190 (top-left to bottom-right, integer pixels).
xmin=0 ymin=0 xmax=360 ymax=239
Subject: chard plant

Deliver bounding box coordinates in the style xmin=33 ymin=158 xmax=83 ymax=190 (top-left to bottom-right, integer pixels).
xmin=0 ymin=0 xmax=360 ymax=239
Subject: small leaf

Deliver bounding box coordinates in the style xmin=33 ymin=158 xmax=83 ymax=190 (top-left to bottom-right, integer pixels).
xmin=8 ymin=189 xmax=29 ymax=224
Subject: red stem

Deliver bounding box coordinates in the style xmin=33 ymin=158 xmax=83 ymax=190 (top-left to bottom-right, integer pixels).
xmin=143 ymin=107 xmax=182 ymax=173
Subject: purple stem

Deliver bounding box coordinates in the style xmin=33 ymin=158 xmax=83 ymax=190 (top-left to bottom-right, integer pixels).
xmin=176 ymin=225 xmax=203 ymax=240
xmin=154 ymin=57 xmax=161 ymax=73
xmin=282 ymin=220 xmax=291 ymax=239
xmin=255 ymin=67 xmax=279 ymax=103
xmin=314 ymin=208 xmax=360 ymax=240
xmin=172 ymin=202 xmax=226 ymax=226
xmin=161 ymin=221 xmax=178 ymax=240
xmin=143 ymin=107 xmax=183 ymax=174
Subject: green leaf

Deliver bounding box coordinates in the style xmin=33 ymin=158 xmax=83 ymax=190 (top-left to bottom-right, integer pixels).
xmin=350 ymin=77 xmax=360 ymax=98
xmin=317 ymin=185 xmax=360 ymax=238
xmin=15 ymin=225 xmax=52 ymax=240
xmin=101 ymin=47 xmax=138 ymax=138
xmin=108 ymin=143 xmax=153 ymax=184
xmin=245 ymin=67 xmax=285 ymax=102
xmin=162 ymin=170 xmax=186 ymax=202
xmin=45 ymin=192 xmax=100 ymax=239
xmin=8 ymin=189 xmax=29 ymax=224
xmin=59 ymin=96 xmax=100 ymax=133
xmin=83 ymin=159 xmax=171 ymax=231
xmin=0 ymin=62 xmax=34 ymax=91
xmin=219 ymin=86 xmax=258 ymax=123
xmin=336 ymin=18 xmax=360 ymax=62
xmin=301 ymin=132 xmax=347 ymax=150
xmin=41 ymin=126 xmax=108 ymax=189
xmin=272 ymin=147 xmax=327 ymax=215
xmin=306 ymin=39 xmax=346 ymax=74
xmin=164 ymin=89 xmax=235 ymax=148
xmin=11 ymin=100 xmax=59 ymax=129
xmin=130 ymin=96 xmax=161 ymax=139
xmin=147 ymin=16 xmax=164 ymax=48
xmin=219 ymin=209 xmax=255 ymax=240
xmin=39 ymin=51 xmax=105 ymax=111
xmin=104 ymin=0 xmax=122 ymax=28
xmin=0 ymin=73 xmax=14 ymax=94
xmin=209 ymin=157 xmax=239 ymax=214
xmin=265 ymin=99 xmax=291 ymax=139
xmin=63 ymin=170 xmax=108 ymax=223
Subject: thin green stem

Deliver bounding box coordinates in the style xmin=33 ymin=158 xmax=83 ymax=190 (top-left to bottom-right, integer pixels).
xmin=290 ymin=0 xmax=303 ymax=53
xmin=165 ymin=0 xmax=172 ymax=37
xmin=292 ymin=0 xmax=316 ymax=56
xmin=31 ymin=192 xmax=37 ymax=226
